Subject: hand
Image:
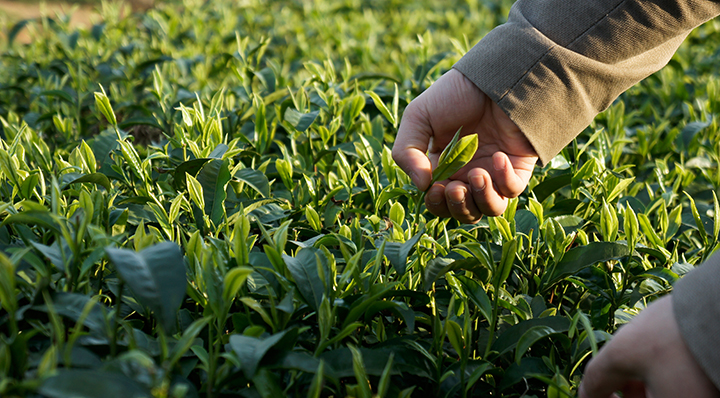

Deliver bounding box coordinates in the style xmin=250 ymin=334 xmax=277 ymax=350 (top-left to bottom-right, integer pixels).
xmin=392 ymin=69 xmax=538 ymax=224
xmin=579 ymin=296 xmax=720 ymax=398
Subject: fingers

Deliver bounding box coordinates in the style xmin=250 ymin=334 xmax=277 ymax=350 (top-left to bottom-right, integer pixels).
xmin=467 ymin=168 xmax=509 ymax=217
xmin=425 ymin=153 xmax=527 ymax=223
xmin=490 ymin=152 xmax=531 ymax=198
xmin=579 ymin=354 xmax=641 ymax=398
xmin=425 ymin=180 xmax=495 ymax=224
xmin=393 ymin=101 xmax=433 ymax=192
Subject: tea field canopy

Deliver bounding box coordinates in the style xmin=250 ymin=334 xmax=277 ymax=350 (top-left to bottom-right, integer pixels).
xmin=0 ymin=1 xmax=719 ymax=397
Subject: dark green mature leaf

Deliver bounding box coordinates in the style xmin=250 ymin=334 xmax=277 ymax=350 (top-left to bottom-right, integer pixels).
xmin=678 ymin=121 xmax=710 ymax=150
xmin=49 ymin=293 xmax=107 ymax=334
xmin=321 ymin=345 xmax=430 ymax=379
xmin=31 ymin=240 xmax=70 ymax=271
xmin=492 ymin=317 xmax=571 ymax=357
xmin=229 ymin=328 xmax=298 ymax=379
xmin=173 ymin=158 xmax=212 ymax=191
xmin=384 ymin=227 xmax=425 ymax=275
xmin=253 ymin=368 xmax=287 ymax=398
xmin=364 ymin=300 xmax=415 ymax=333
xmin=40 ymin=89 xmax=75 ymax=105
xmin=69 ymin=173 xmax=112 ymax=191
xmin=514 ymin=325 xmax=560 ymax=364
xmin=284 ymin=248 xmax=329 ymax=310
xmin=196 ymin=158 xmax=231 ymax=226
xmin=2 ymin=210 xmax=62 ymax=234
xmin=106 ymin=242 xmax=186 ymax=333
xmin=284 ymin=108 xmax=319 ymax=131
xmin=455 ymin=275 xmax=493 ymax=323
xmin=235 ymin=168 xmax=271 ymax=198
xmin=532 ymin=173 xmax=571 ymax=203
xmin=118 ymin=117 xmax=163 ymax=130
xmin=499 ymin=357 xmax=552 ymax=391
xmin=423 ymin=257 xmax=487 ymax=291
xmin=542 ymin=242 xmax=630 ymax=288
xmin=39 ymin=369 xmax=151 ymax=398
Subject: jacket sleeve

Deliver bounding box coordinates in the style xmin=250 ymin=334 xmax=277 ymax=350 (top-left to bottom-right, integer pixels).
xmin=453 ymin=0 xmax=720 ymax=166
xmin=673 ymin=253 xmax=720 ymax=389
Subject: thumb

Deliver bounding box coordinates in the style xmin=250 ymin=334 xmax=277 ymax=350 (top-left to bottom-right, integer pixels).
xmin=393 ymin=102 xmax=433 ymax=191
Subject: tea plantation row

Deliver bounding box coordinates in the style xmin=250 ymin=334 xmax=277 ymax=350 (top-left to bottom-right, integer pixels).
xmin=0 ymin=1 xmax=719 ymax=397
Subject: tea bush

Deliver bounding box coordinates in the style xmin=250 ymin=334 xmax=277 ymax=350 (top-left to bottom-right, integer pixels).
xmin=0 ymin=1 xmax=719 ymax=397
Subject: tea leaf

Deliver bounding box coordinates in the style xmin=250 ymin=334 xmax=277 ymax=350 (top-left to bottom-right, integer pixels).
xmin=105 ymin=242 xmax=186 ymax=333
xmin=432 ymin=130 xmax=478 ymax=183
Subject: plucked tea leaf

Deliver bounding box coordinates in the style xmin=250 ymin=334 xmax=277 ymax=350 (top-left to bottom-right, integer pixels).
xmin=432 ymin=130 xmax=478 ymax=183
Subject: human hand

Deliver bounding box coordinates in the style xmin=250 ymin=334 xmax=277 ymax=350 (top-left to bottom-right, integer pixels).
xmin=579 ymin=296 xmax=719 ymax=398
xmin=392 ymin=69 xmax=538 ymax=224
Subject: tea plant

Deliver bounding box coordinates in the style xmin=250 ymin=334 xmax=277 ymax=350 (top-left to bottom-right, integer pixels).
xmin=0 ymin=1 xmax=719 ymax=397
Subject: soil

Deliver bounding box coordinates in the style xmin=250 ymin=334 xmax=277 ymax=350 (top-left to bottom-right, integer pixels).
xmin=0 ymin=0 xmax=155 ymax=44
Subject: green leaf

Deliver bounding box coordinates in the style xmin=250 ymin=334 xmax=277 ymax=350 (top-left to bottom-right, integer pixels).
xmin=40 ymin=89 xmax=75 ymax=105
xmin=514 ymin=325 xmax=558 ymax=364
xmin=229 ymin=328 xmax=298 ymax=379
xmin=384 ymin=227 xmax=425 ymax=275
xmin=235 ymin=168 xmax=271 ymax=198
xmin=446 ymin=320 xmax=464 ymax=358
xmin=494 ymin=238 xmax=518 ymax=288
xmin=432 ymin=129 xmax=478 ymax=183
xmin=365 ymin=91 xmax=396 ymax=127
xmin=284 ymin=108 xmax=319 ymax=132
xmin=492 ymin=317 xmax=571 ymax=357
xmin=167 ymin=316 xmax=211 ymax=369
xmin=542 ymin=242 xmax=630 ymax=288
xmin=39 ymin=369 xmax=151 ymax=398
xmin=284 ymin=248 xmax=329 ymax=310
xmin=349 ymin=344 xmax=373 ymax=398
xmin=94 ymin=87 xmax=117 ymax=126
xmin=423 ymin=257 xmax=487 ymax=291
xmin=68 ymin=173 xmax=112 ymax=191
xmin=34 ymin=292 xmax=107 ymax=335
xmin=253 ymin=368 xmax=287 ymax=398
xmin=532 ymin=174 xmax=571 ymax=203
xmin=196 ymin=158 xmax=231 ymax=226
xmin=186 ymin=173 xmax=205 ymax=212
xmin=454 ymin=275 xmax=493 ymax=323
xmin=173 ymin=158 xmax=212 ymax=190
xmin=306 ymin=360 xmax=325 ymax=398
xmin=223 ymin=266 xmax=254 ymax=302
xmin=684 ymin=191 xmax=709 ymax=245
xmin=105 ymin=242 xmax=186 ymax=333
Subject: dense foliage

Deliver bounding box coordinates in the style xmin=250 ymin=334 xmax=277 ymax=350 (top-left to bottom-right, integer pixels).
xmin=0 ymin=1 xmax=719 ymax=397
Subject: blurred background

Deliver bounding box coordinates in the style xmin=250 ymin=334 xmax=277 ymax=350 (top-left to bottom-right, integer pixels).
xmin=0 ymin=0 xmax=159 ymax=43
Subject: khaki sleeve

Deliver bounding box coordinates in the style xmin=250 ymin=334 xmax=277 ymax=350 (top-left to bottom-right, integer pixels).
xmin=673 ymin=253 xmax=720 ymax=389
xmin=453 ymin=0 xmax=720 ymax=165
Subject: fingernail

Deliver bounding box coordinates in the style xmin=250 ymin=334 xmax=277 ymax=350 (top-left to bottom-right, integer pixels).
xmin=427 ymin=191 xmax=443 ymax=206
xmin=470 ymin=175 xmax=486 ymax=192
xmin=493 ymin=155 xmax=506 ymax=171
xmin=448 ymin=187 xmax=466 ymax=205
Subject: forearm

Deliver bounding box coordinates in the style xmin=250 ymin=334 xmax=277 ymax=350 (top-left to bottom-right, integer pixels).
xmin=454 ymin=0 xmax=720 ymax=165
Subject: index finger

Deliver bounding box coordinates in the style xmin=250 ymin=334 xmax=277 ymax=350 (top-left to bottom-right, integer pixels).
xmin=393 ymin=101 xmax=434 ymax=192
